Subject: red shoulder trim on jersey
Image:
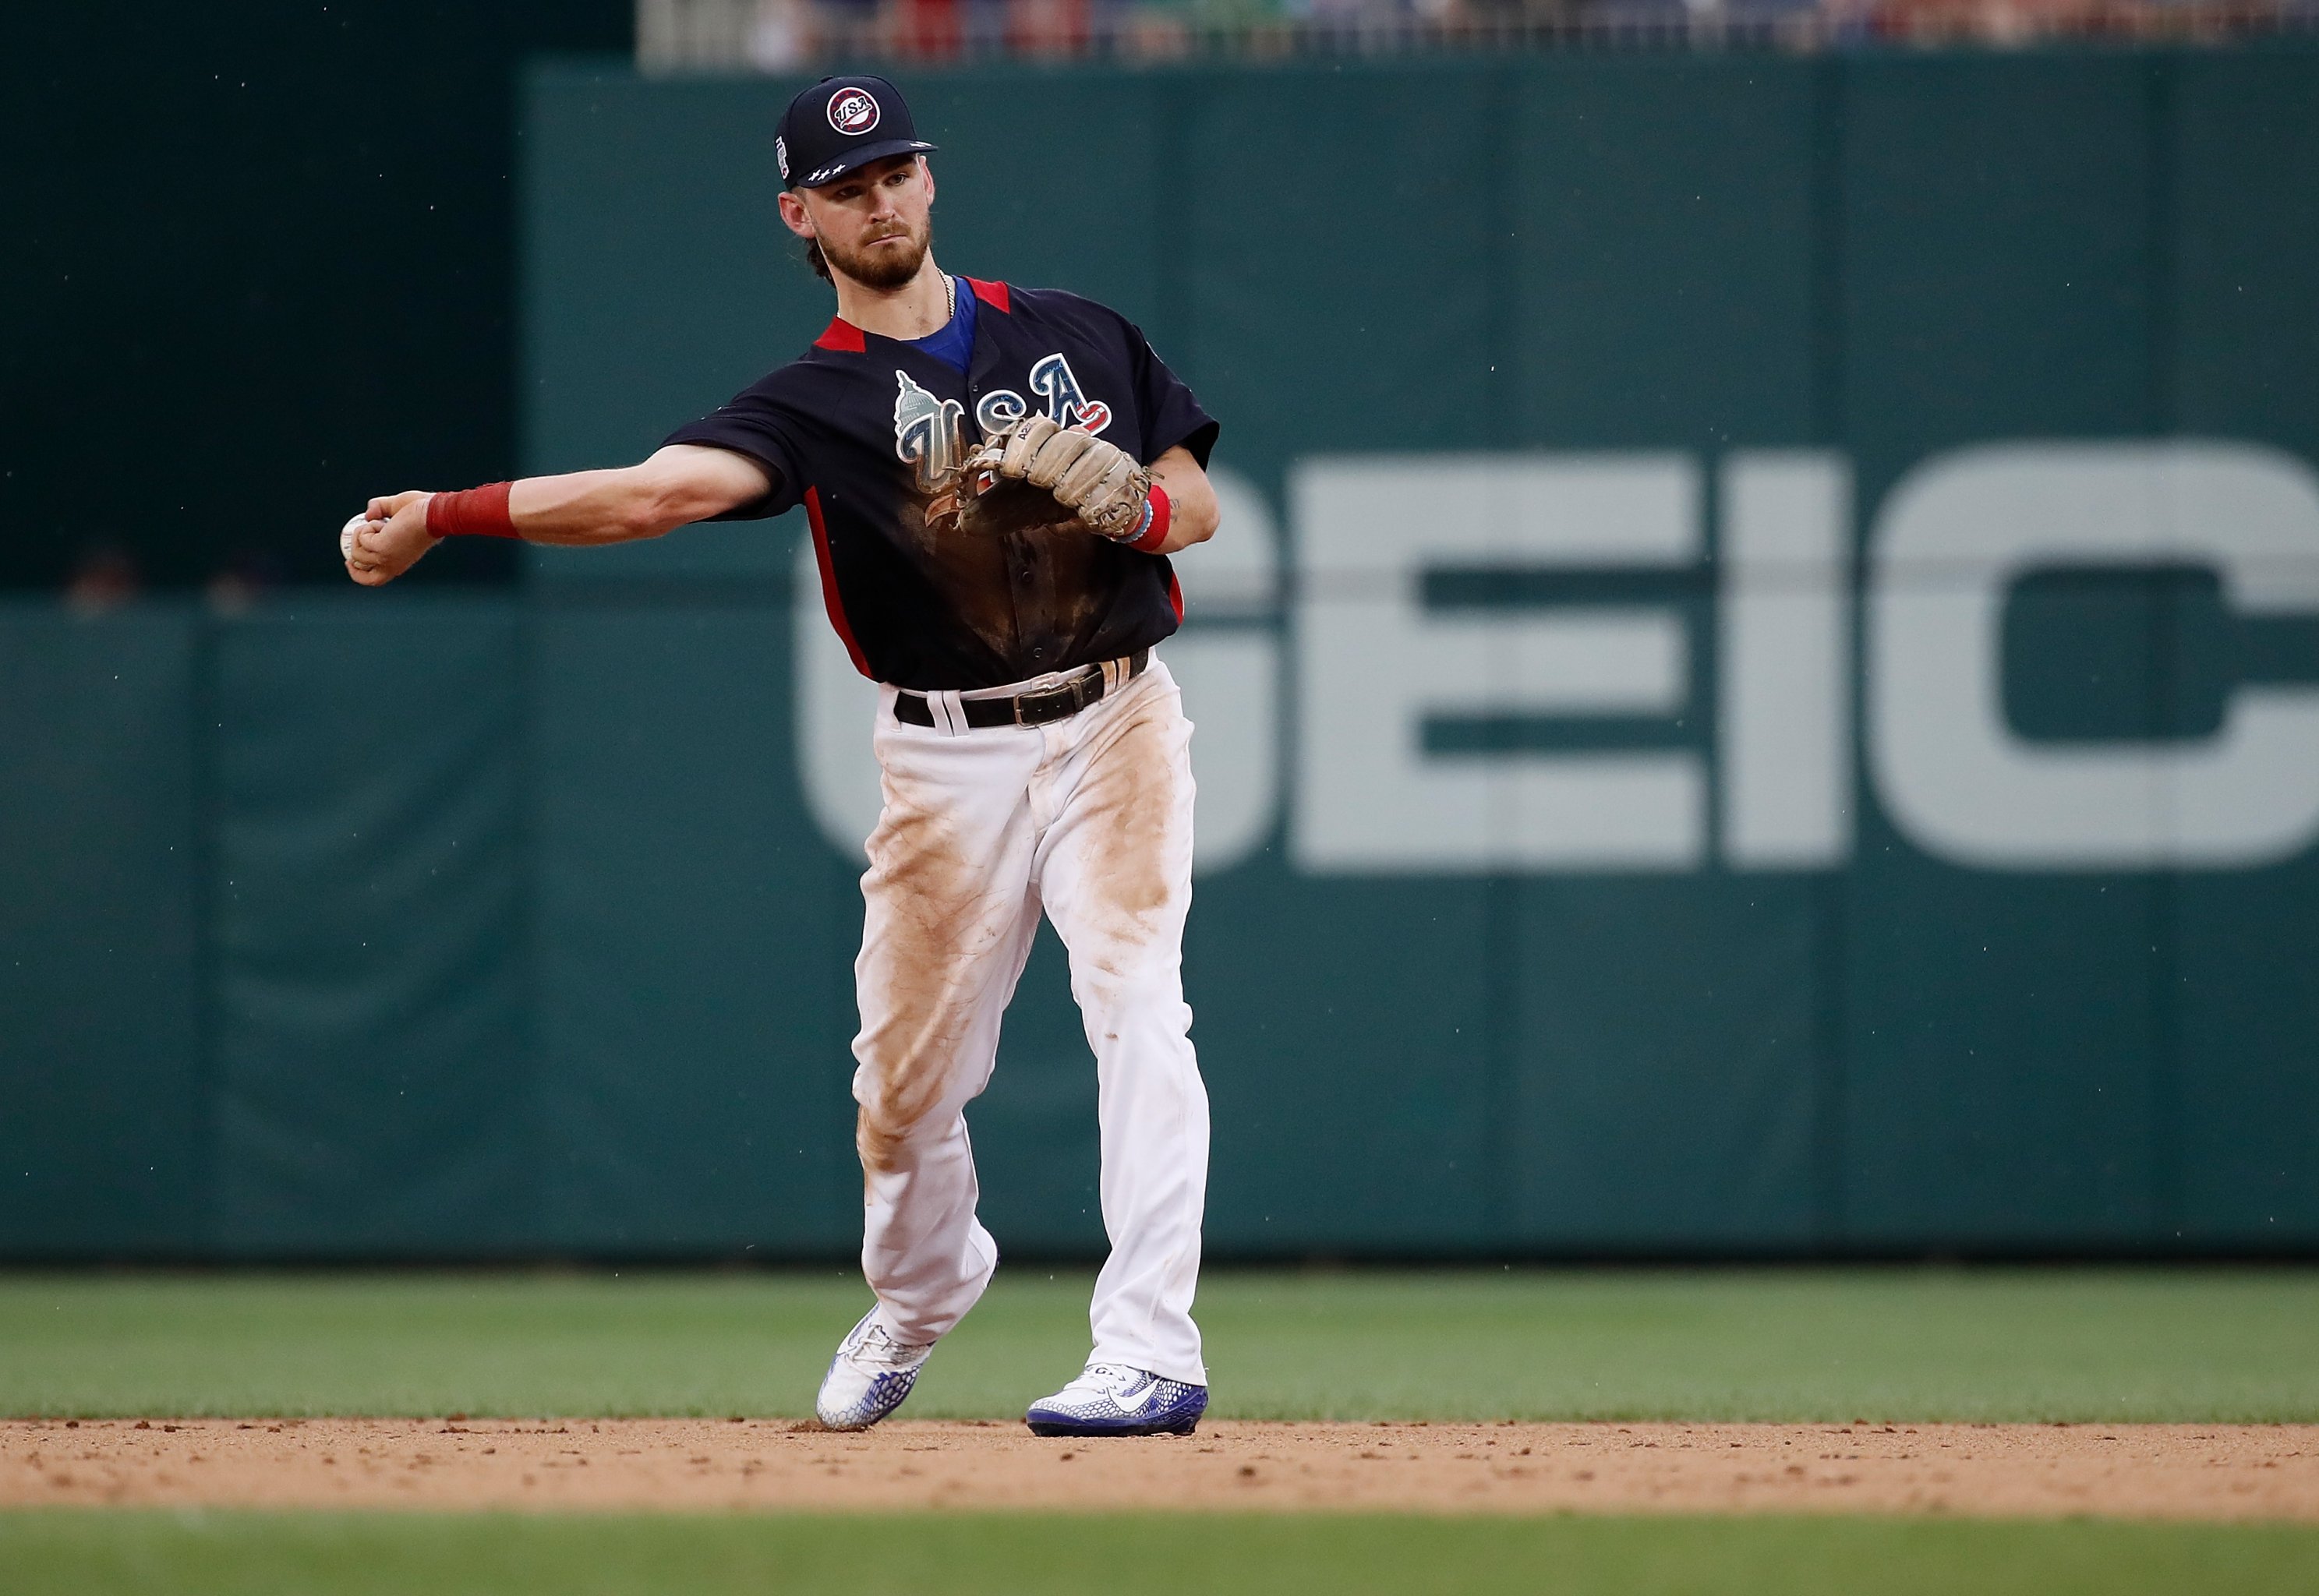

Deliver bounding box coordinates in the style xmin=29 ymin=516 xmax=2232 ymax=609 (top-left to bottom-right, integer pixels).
xmin=814 ymin=317 xmax=867 ymax=353
xmin=1167 ymin=566 xmax=1184 ymax=624
xmin=804 ymin=486 xmax=874 ymax=680
xmin=966 ymin=277 xmax=1009 ymax=312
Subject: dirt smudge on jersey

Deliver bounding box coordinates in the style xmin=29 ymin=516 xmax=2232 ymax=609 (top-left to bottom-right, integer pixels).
xmin=916 ymin=509 xmax=1121 ymax=676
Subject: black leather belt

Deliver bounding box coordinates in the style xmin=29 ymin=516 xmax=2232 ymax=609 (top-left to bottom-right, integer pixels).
xmin=896 ymin=649 xmax=1148 ymax=729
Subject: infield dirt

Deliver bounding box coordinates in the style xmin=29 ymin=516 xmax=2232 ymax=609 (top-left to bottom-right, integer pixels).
xmin=3 ymin=1419 xmax=2314 ymax=1520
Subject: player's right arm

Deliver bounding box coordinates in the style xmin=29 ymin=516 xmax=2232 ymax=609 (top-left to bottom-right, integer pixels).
xmin=342 ymin=444 xmax=772 ymax=587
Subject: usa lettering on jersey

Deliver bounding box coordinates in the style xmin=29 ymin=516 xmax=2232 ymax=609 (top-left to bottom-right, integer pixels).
xmin=666 ymin=279 xmax=1216 ymax=690
xmin=970 ymin=353 xmax=1114 ymax=442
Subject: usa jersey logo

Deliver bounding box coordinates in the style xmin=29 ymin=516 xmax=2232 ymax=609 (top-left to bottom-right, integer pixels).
xmin=973 ymin=353 xmax=1112 ymax=439
xmin=893 ymin=370 xmax=963 ymax=492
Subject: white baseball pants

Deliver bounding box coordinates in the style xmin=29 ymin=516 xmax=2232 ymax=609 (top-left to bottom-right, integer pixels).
xmin=850 ymin=656 xmax=1209 ymax=1386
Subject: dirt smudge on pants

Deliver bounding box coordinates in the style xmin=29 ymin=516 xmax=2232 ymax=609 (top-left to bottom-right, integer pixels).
xmin=1067 ymin=688 xmax=1184 ymax=985
xmin=853 ymin=768 xmax=991 ymax=1178
xmin=850 ymin=676 xmax=1184 ymax=1174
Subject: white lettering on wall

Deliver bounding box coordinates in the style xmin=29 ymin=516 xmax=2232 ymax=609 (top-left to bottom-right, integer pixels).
xmin=1718 ymin=453 xmax=1854 ymax=869
xmin=791 ymin=440 xmax=2319 ymax=878
xmin=1868 ymin=440 xmax=2319 ymax=869
xmin=797 ymin=534 xmax=883 ymax=856
xmin=1161 ymin=466 xmax=1281 ymax=874
xmin=1291 ymin=454 xmax=1706 ymax=871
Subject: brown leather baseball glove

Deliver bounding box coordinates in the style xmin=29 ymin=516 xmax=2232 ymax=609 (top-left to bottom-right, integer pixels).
xmin=926 ymin=415 xmax=1153 ymax=542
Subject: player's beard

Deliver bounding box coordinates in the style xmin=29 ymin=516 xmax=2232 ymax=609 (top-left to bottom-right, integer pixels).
xmin=822 ymin=217 xmax=931 ymax=291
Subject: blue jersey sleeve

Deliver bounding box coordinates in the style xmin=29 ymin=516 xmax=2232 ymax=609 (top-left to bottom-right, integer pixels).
xmin=663 ymin=383 xmax=808 ymax=521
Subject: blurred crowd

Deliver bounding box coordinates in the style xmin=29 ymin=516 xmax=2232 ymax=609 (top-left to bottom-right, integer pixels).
xmin=640 ymin=0 xmax=2317 ymax=67
xmin=61 ymin=545 xmax=283 ymax=618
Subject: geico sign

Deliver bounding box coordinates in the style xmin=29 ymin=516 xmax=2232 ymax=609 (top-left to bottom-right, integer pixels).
xmin=798 ymin=441 xmax=2319 ymax=874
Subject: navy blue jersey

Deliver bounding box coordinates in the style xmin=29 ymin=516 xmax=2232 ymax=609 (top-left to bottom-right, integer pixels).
xmin=666 ymin=278 xmax=1218 ymax=691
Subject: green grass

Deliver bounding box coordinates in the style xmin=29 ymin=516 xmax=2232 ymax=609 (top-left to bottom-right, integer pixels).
xmin=4 ymin=1511 xmax=2318 ymax=1596
xmin=2 ymin=1266 xmax=2316 ymax=1423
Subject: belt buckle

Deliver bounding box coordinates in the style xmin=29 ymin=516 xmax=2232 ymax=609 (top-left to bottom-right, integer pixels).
xmin=1012 ymin=670 xmax=1094 ymax=728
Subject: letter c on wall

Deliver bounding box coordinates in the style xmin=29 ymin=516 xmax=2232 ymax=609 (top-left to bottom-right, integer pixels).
xmin=1867 ymin=441 xmax=2319 ymax=869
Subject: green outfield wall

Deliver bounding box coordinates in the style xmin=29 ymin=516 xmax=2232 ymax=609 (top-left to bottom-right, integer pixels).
xmin=5 ymin=49 xmax=2318 ymax=1259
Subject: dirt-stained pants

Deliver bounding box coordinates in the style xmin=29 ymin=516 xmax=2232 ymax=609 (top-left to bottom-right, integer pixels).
xmin=850 ymin=657 xmax=1208 ymax=1386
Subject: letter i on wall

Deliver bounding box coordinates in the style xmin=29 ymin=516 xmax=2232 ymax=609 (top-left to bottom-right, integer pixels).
xmin=1717 ymin=453 xmax=1854 ymax=870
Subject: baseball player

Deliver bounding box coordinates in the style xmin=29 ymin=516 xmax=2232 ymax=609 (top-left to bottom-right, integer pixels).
xmin=341 ymin=75 xmax=1220 ymax=1439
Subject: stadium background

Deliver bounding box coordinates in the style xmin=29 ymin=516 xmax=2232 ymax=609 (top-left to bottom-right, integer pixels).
xmin=5 ymin=19 xmax=2318 ymax=1267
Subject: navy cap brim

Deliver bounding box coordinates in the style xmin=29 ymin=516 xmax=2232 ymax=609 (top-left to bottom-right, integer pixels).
xmin=794 ymin=137 xmax=939 ymax=189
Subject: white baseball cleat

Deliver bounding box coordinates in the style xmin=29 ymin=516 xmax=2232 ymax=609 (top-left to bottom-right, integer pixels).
xmin=1024 ymin=1361 xmax=1207 ymax=1437
xmin=815 ymin=1308 xmax=935 ymax=1431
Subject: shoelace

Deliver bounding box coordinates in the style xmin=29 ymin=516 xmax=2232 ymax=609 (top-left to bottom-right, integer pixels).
xmin=1061 ymin=1363 xmax=1146 ymax=1398
xmin=850 ymin=1325 xmax=931 ymax=1370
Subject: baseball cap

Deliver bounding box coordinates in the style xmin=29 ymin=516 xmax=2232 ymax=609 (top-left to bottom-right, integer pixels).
xmin=776 ymin=75 xmax=937 ymax=189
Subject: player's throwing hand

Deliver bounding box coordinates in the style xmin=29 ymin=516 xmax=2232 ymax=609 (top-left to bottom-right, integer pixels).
xmin=341 ymin=491 xmax=438 ymax=586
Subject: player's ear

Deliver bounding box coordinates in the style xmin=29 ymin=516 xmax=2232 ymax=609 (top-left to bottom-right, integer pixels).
xmin=776 ymin=189 xmax=817 ymax=242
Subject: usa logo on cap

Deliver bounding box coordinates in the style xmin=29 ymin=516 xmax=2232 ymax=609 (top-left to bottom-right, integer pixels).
xmin=775 ymin=135 xmax=790 ymax=181
xmin=828 ymin=88 xmax=880 ymax=136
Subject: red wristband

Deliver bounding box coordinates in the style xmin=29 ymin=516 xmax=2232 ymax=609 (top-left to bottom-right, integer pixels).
xmin=425 ymin=481 xmax=518 ymax=539
xmin=1128 ymin=482 xmax=1172 ymax=553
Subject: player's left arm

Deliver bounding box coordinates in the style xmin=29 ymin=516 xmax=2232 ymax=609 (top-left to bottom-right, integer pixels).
xmin=975 ymin=417 xmax=1218 ymax=555
xmin=1144 ymin=445 xmax=1218 ymax=556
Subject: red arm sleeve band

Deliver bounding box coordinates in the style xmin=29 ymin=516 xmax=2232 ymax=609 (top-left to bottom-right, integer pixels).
xmin=1128 ymin=481 xmax=1172 ymax=554
xmin=425 ymin=481 xmax=519 ymax=539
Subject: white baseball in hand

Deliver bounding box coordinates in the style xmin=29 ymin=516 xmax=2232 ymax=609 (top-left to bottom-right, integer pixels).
xmin=341 ymin=512 xmax=373 ymax=563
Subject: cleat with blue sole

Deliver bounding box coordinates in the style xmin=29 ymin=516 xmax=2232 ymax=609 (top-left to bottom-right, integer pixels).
xmin=1025 ymin=1362 xmax=1207 ymax=1438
